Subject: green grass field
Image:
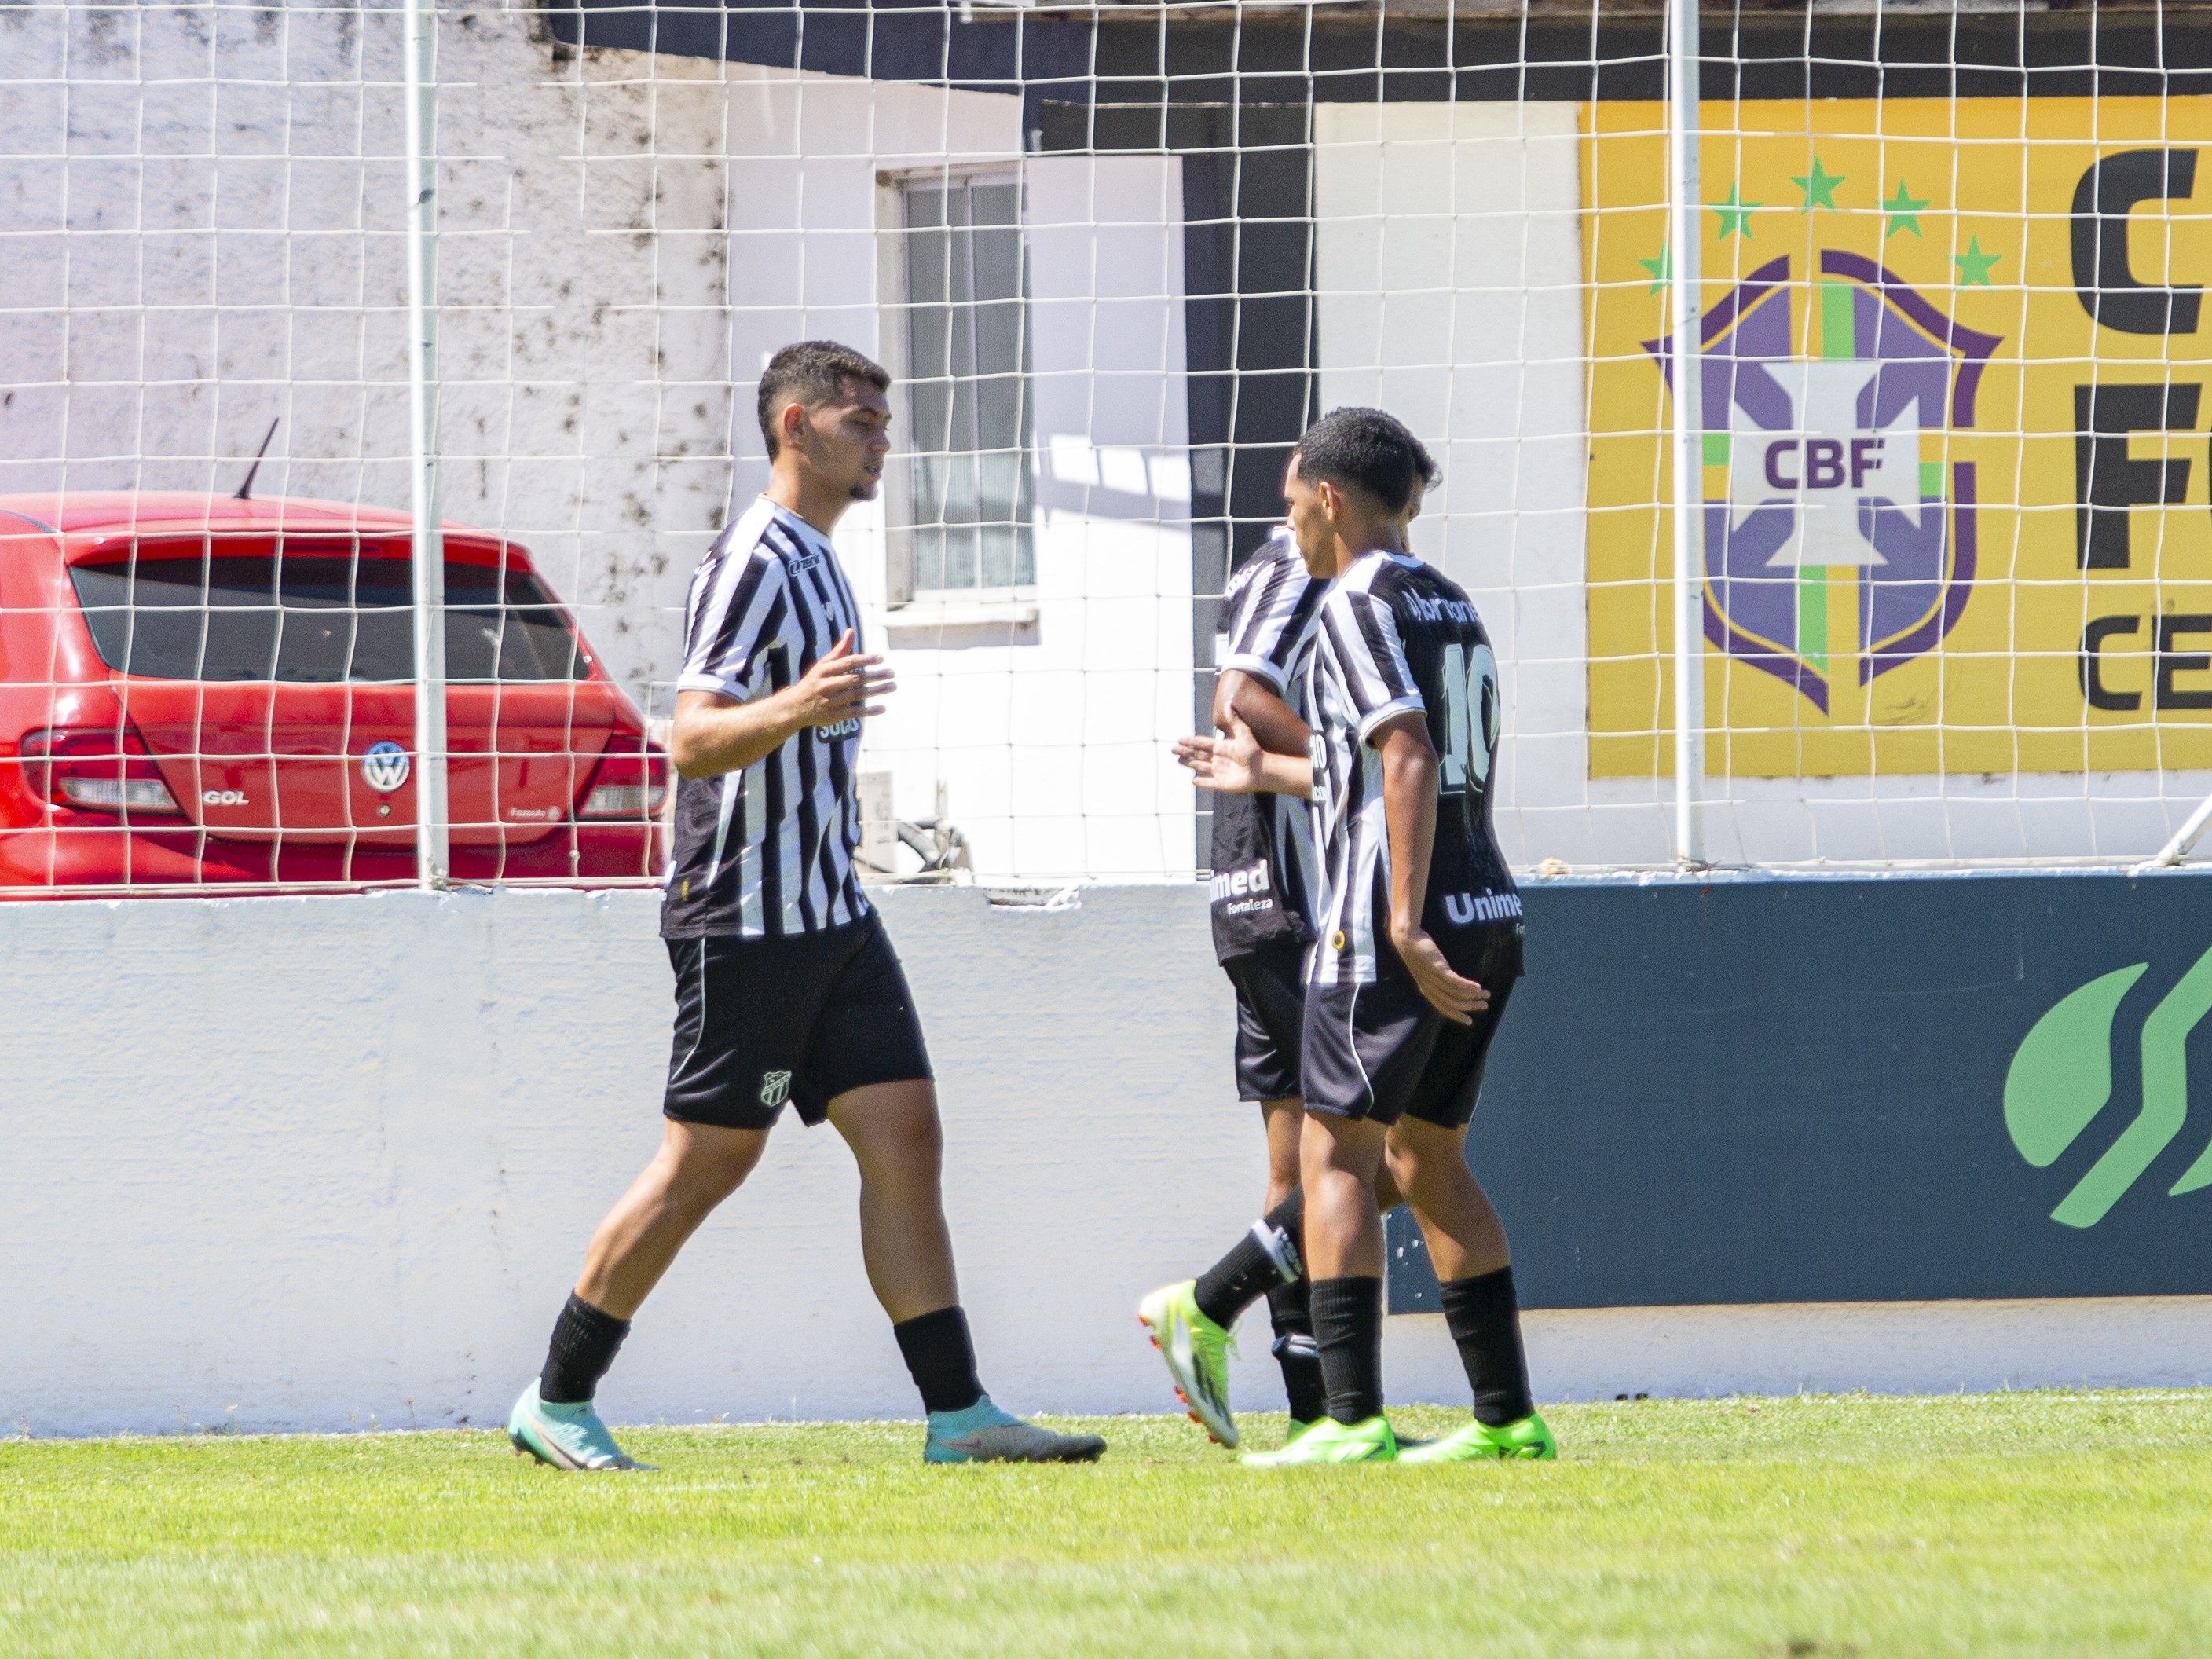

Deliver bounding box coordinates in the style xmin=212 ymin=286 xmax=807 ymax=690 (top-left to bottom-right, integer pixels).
xmin=5 ymin=1393 xmax=2208 ymax=1657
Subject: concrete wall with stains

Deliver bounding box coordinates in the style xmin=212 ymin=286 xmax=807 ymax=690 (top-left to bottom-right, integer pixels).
xmin=5 ymin=883 xmax=2208 ymax=1437
xmin=0 ymin=12 xmax=1199 ymax=881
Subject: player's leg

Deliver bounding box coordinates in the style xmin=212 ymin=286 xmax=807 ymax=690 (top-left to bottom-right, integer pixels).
xmin=810 ymin=921 xmax=1104 ymax=1464
xmin=1240 ymin=1106 xmax=1396 ymax=1464
xmin=826 ymin=1079 xmax=1101 ymax=1463
xmin=574 ymin=1120 xmax=771 ymax=1319
xmin=1241 ymin=980 xmax=1434 ymax=1465
xmin=510 ymin=936 xmax=789 ymax=1472
xmin=1386 ymin=980 xmax=1555 ymax=1463
xmin=1138 ymin=945 xmax=1309 ymax=1445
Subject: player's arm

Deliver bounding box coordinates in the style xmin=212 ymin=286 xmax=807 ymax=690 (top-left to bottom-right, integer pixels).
xmin=1374 ymin=711 xmax=1489 ymax=1026
xmin=670 ymin=628 xmax=895 ymax=779
xmin=1214 ymin=668 xmax=1309 ymax=756
xmin=1176 ymin=668 xmax=1314 ymax=797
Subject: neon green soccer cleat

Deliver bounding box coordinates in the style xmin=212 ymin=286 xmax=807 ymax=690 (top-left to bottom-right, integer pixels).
xmin=1137 ymin=1280 xmax=1237 ymax=1448
xmin=1240 ymin=1415 xmax=1397 ymax=1466
xmin=506 ymin=1384 xmax=650 ymax=1472
xmin=1396 ymin=1412 xmax=1557 ymax=1463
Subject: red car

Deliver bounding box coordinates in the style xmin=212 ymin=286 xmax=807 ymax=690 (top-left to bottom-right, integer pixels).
xmin=0 ymin=491 xmax=667 ymax=893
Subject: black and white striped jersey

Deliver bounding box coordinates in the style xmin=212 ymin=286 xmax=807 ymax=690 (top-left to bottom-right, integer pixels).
xmin=1221 ymin=526 xmax=1326 ymax=696
xmin=1214 ymin=528 xmax=1324 ymax=936
xmin=660 ymin=497 xmax=870 ymax=940
xmin=1303 ymin=550 xmax=1518 ymax=986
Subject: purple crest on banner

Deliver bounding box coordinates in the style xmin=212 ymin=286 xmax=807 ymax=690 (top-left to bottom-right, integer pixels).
xmin=1645 ymin=253 xmax=2001 ymax=712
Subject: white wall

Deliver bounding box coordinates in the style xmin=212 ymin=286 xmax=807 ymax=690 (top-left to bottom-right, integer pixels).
xmin=5 ymin=884 xmax=2208 ymax=1437
xmin=1313 ymin=101 xmax=1591 ymax=870
xmin=717 ymin=105 xmax=1199 ymax=881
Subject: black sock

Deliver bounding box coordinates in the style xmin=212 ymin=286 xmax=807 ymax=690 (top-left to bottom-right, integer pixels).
xmin=1265 ymin=1278 xmax=1328 ymax=1425
xmin=539 ymin=1293 xmax=631 ymax=1404
xmin=1309 ymin=1276 xmax=1383 ymax=1426
xmin=1440 ymin=1265 xmax=1534 ymax=1427
xmin=1194 ymin=1192 xmax=1304 ymax=1329
xmin=893 ymin=1306 xmax=984 ymax=1415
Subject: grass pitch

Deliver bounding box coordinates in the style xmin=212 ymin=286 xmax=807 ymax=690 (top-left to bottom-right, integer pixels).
xmin=5 ymin=1393 xmax=2210 ymax=1657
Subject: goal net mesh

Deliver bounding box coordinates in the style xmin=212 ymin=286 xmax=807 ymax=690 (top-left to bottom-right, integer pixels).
xmin=3 ymin=0 xmax=2207 ymax=891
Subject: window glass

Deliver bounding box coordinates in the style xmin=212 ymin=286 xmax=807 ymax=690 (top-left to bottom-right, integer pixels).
xmin=903 ymin=176 xmax=1035 ymax=591
xmin=70 ymin=550 xmax=587 ymax=683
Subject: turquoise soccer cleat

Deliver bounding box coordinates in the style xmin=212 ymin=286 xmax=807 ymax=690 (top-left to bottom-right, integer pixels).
xmin=506 ymin=1384 xmax=650 ymax=1471
xmin=924 ymin=1396 xmax=1107 ymax=1463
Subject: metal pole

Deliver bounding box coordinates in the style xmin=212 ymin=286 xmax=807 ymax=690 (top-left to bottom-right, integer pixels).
xmin=402 ymin=0 xmax=449 ymax=889
xmin=2146 ymin=789 xmax=2212 ymax=870
xmin=1666 ymin=0 xmax=1705 ymax=865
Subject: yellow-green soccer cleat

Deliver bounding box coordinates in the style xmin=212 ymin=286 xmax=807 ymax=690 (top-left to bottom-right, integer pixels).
xmin=1137 ymin=1280 xmax=1238 ymax=1448
xmin=1396 ymin=1412 xmax=1557 ymax=1463
xmin=1240 ymin=1415 xmax=1397 ymax=1465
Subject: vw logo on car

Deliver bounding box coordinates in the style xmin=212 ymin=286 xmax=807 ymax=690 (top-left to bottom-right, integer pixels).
xmin=361 ymin=741 xmax=412 ymax=795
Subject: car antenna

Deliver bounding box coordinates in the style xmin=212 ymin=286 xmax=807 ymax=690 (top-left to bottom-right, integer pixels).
xmin=232 ymin=419 xmax=280 ymax=500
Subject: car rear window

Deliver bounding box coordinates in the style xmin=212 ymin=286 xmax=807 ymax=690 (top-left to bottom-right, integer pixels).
xmin=69 ymin=550 xmax=589 ymax=683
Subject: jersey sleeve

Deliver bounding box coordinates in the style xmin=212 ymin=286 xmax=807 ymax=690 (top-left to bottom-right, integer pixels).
xmin=676 ymin=546 xmax=789 ymax=700
xmin=1219 ymin=538 xmax=1320 ymax=694
xmin=1333 ymin=588 xmax=1426 ymax=744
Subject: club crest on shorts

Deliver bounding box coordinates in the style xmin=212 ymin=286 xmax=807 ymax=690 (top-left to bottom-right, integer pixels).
xmin=1646 ymin=253 xmax=2001 ymax=712
xmin=758 ymin=1069 xmax=792 ymax=1108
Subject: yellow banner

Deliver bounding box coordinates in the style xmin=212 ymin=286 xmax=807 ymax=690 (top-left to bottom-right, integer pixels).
xmin=1584 ymin=97 xmax=2212 ymax=778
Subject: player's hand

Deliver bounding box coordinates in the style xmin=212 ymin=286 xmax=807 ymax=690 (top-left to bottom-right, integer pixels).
xmin=1174 ymin=711 xmax=1268 ymax=793
xmin=1393 ymin=926 xmax=1489 ymax=1026
xmin=786 ymin=630 xmax=895 ymax=728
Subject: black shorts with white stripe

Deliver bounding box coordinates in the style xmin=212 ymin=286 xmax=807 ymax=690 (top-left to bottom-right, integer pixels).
xmin=663 ymin=914 xmax=932 ymax=1130
xmin=1299 ymin=925 xmax=1522 ymax=1129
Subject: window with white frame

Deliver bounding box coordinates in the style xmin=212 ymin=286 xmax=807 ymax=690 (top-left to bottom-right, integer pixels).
xmin=895 ymin=173 xmax=1035 ymax=596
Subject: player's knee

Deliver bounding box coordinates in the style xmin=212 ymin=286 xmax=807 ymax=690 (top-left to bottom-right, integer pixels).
xmin=851 ymin=1104 xmax=943 ymax=1187
xmin=664 ymin=1133 xmax=763 ymax=1206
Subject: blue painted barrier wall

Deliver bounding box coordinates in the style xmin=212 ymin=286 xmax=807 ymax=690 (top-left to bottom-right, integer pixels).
xmin=1389 ymin=871 xmax=2212 ymax=1311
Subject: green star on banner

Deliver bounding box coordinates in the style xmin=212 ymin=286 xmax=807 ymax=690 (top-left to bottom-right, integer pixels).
xmin=1792 ymin=157 xmax=1844 ymax=212
xmin=1639 ymin=245 xmax=1672 ymax=295
xmin=1954 ymin=236 xmax=2001 ymax=286
xmin=1884 ymin=181 xmax=1931 ymax=239
xmin=1712 ymin=185 xmax=1760 ymax=240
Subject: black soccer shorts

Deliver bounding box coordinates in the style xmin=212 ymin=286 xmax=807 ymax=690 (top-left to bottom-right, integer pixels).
xmin=1223 ymin=942 xmax=1306 ymax=1103
xmin=1300 ymin=926 xmax=1522 ymax=1129
xmin=662 ymin=913 xmax=933 ymax=1130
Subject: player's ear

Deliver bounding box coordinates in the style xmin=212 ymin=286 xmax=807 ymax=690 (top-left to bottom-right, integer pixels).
xmin=779 ymin=398 xmax=808 ymax=454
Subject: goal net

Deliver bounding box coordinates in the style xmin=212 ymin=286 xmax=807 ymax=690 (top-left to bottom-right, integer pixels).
xmin=4 ymin=0 xmax=2209 ymax=892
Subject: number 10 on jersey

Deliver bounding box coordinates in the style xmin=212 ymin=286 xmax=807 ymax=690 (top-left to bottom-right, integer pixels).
xmin=1439 ymin=642 xmax=1500 ymax=795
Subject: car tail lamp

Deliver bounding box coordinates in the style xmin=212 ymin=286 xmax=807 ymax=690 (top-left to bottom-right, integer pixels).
xmin=579 ymin=732 xmax=669 ymax=819
xmin=21 ymin=723 xmax=185 ymax=816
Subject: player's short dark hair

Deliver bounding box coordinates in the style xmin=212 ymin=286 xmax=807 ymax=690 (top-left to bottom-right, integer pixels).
xmin=1408 ymin=431 xmax=1439 ymax=492
xmin=756 ymin=341 xmax=891 ymax=460
xmin=1291 ymin=407 xmax=1426 ymax=515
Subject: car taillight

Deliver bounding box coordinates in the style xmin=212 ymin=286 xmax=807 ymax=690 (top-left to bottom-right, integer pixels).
xmin=21 ymin=723 xmax=185 ymax=816
xmin=579 ymin=734 xmax=668 ymax=820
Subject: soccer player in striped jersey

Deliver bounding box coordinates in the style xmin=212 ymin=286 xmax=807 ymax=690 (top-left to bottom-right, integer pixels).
xmin=1238 ymin=408 xmax=1554 ymax=1467
xmin=1141 ymin=441 xmax=1434 ymax=1453
xmin=507 ymin=341 xmax=1104 ymax=1471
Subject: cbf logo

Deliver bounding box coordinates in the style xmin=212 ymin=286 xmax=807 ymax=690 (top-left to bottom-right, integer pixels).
xmin=1647 ymin=254 xmax=2001 ymax=712
xmin=2005 ymin=947 xmax=2212 ymax=1229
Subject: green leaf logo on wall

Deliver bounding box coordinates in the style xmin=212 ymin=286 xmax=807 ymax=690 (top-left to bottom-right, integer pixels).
xmin=2005 ymin=948 xmax=2212 ymax=1227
